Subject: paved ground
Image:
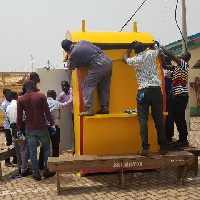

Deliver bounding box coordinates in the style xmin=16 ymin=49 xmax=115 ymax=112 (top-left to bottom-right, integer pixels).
xmin=0 ymin=117 xmax=200 ymax=200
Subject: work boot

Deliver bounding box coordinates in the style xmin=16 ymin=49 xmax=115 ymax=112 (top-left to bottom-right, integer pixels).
xmin=172 ymin=140 xmax=189 ymax=147
xmin=96 ymin=106 xmax=109 ymax=114
xmin=159 ymin=148 xmax=168 ymax=155
xmin=43 ymin=170 xmax=56 ymax=178
xmin=33 ymin=173 xmax=41 ymax=181
xmin=79 ymin=106 xmax=95 ymax=116
xmin=137 ymin=149 xmax=150 ymax=157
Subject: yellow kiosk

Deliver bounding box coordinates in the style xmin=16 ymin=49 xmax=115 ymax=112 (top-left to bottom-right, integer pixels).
xmin=64 ymin=22 xmax=166 ymax=160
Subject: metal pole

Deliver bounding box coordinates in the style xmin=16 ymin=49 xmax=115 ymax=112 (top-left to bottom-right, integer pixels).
xmin=182 ymin=0 xmax=190 ymax=131
xmin=182 ymin=0 xmax=187 ymax=52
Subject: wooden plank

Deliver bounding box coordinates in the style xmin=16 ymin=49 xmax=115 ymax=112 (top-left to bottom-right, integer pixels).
xmin=48 ymin=151 xmax=194 ymax=172
xmin=182 ymin=147 xmax=200 ymax=153
xmin=0 ymin=148 xmax=16 ymax=180
xmin=0 ymin=148 xmax=16 ymax=161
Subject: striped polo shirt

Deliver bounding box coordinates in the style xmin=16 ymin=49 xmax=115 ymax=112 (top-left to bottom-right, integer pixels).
xmin=171 ymin=60 xmax=189 ymax=96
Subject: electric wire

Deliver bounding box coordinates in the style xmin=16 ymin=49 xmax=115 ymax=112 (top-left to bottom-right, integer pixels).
xmin=175 ymin=0 xmax=188 ymax=51
xmin=119 ymin=0 xmax=147 ymax=32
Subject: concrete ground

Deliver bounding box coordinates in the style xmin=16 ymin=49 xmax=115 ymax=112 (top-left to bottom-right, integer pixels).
xmin=0 ymin=117 xmax=200 ymax=200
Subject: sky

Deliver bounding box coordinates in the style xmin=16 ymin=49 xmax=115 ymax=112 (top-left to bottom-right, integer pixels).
xmin=0 ymin=0 xmax=199 ymax=72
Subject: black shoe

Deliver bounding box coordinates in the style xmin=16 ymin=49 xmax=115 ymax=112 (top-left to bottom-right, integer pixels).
xmin=172 ymin=140 xmax=189 ymax=147
xmin=159 ymin=148 xmax=168 ymax=155
xmin=5 ymin=162 xmax=13 ymax=167
xmin=43 ymin=170 xmax=56 ymax=178
xmin=33 ymin=173 xmax=41 ymax=181
xmin=21 ymin=169 xmax=33 ymax=177
xmin=18 ymin=168 xmax=21 ymax=174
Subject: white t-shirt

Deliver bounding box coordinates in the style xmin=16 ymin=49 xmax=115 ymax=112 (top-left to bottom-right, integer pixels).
xmin=126 ymin=50 xmax=161 ymax=90
xmin=6 ymin=100 xmax=17 ymax=124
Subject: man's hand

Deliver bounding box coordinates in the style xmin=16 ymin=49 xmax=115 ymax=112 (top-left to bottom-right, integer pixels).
xmin=130 ymin=40 xmax=138 ymax=48
xmin=153 ymin=39 xmax=162 ymax=47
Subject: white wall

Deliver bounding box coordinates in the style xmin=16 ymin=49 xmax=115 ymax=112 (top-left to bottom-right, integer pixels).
xmin=36 ymin=68 xmax=73 ymax=152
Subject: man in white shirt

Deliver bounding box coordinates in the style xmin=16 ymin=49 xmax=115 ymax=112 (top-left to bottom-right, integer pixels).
xmin=6 ymin=91 xmax=32 ymax=177
xmin=122 ymin=41 xmax=167 ymax=156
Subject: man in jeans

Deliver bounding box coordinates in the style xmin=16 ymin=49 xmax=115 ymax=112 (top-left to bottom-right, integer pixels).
xmin=6 ymin=91 xmax=32 ymax=177
xmin=17 ymin=80 xmax=55 ymax=181
xmin=122 ymin=41 xmax=168 ymax=156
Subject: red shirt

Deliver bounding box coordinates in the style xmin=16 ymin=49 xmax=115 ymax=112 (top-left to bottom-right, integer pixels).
xmin=17 ymin=91 xmax=53 ymax=130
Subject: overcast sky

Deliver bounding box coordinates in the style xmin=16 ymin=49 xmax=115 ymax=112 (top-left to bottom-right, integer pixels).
xmin=0 ymin=0 xmax=199 ymax=72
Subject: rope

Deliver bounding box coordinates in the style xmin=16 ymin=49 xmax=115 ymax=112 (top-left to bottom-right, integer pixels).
xmin=119 ymin=0 xmax=148 ymax=32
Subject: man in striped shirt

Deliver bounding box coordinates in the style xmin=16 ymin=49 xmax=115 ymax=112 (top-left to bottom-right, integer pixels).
xmin=161 ymin=46 xmax=191 ymax=147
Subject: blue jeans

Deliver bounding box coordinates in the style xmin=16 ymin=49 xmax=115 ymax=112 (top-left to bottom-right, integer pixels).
xmin=26 ymin=129 xmax=50 ymax=175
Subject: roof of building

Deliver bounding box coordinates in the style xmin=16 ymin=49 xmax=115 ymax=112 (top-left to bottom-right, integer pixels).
xmin=165 ymin=32 xmax=200 ymax=54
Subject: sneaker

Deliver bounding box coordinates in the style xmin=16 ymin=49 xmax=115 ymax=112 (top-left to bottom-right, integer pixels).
xmin=43 ymin=170 xmax=56 ymax=178
xmin=172 ymin=140 xmax=189 ymax=147
xmin=137 ymin=149 xmax=150 ymax=156
xmin=159 ymin=148 xmax=168 ymax=155
xmin=33 ymin=173 xmax=41 ymax=181
xmin=21 ymin=169 xmax=33 ymax=177
xmin=5 ymin=162 xmax=13 ymax=167
xmin=96 ymin=106 xmax=109 ymax=114
xmin=79 ymin=106 xmax=95 ymax=116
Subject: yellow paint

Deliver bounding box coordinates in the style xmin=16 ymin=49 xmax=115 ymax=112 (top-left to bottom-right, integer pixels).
xmin=69 ymin=29 xmax=165 ymax=156
xmin=66 ymin=31 xmax=154 ymax=44
xmin=72 ymin=69 xmax=81 ymax=155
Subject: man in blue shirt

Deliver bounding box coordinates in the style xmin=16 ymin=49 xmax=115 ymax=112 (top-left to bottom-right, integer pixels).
xmin=1 ymin=88 xmax=17 ymax=166
xmin=39 ymin=90 xmax=62 ymax=170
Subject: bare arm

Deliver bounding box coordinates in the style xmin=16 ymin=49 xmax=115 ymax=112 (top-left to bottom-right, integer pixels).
xmin=122 ymin=47 xmax=133 ymax=63
xmin=161 ymin=46 xmax=181 ymax=66
xmin=122 ymin=41 xmax=138 ymax=63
